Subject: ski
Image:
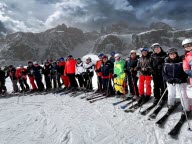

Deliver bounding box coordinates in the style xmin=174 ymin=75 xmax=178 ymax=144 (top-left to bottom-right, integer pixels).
xmin=124 ymin=97 xmax=152 ymax=113
xmin=168 ymin=113 xmax=186 ymax=137
xmin=140 ymin=104 xmax=156 ymax=115
xmin=120 ymin=99 xmax=136 ymax=109
xmin=156 ymin=102 xmax=180 ymax=125
xmin=86 ymin=94 xmax=104 ymax=100
xmin=89 ymin=96 xmax=107 ymax=103
xmin=59 ymin=89 xmax=73 ymax=95
xmin=112 ymin=97 xmax=131 ymax=106
xmin=148 ymin=101 xmax=166 ymax=119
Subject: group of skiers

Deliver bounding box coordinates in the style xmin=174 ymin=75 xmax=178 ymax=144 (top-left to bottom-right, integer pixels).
xmin=0 ymin=38 xmax=192 ymax=115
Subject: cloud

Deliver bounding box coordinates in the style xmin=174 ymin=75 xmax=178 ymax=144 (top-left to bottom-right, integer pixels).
xmin=0 ymin=0 xmax=192 ymax=33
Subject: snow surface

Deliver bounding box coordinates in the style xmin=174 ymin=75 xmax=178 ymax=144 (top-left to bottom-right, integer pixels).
xmin=1 ymin=55 xmax=192 ymax=144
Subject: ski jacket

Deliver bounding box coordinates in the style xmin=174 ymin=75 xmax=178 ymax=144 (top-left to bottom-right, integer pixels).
xmin=7 ymin=67 xmax=17 ymax=80
xmin=95 ymin=60 xmax=102 ymax=76
xmin=76 ymin=62 xmax=85 ymax=75
xmin=83 ymin=62 xmax=94 ymax=73
xmin=43 ymin=64 xmax=52 ymax=75
xmin=58 ymin=61 xmax=65 ymax=75
xmin=64 ymin=59 xmax=76 ymax=74
xmin=183 ymin=51 xmax=192 ymax=77
xmin=151 ymin=51 xmax=167 ymax=77
xmin=162 ymin=56 xmax=188 ymax=83
xmin=114 ymin=59 xmax=126 ymax=79
xmin=16 ymin=67 xmax=28 ymax=80
xmin=50 ymin=65 xmax=58 ymax=75
xmin=101 ymin=60 xmax=113 ymax=79
xmin=125 ymin=55 xmax=139 ymax=76
xmin=135 ymin=54 xmax=153 ymax=76
xmin=109 ymin=57 xmax=115 ymax=63
xmin=27 ymin=65 xmax=35 ymax=77
xmin=31 ymin=65 xmax=43 ymax=78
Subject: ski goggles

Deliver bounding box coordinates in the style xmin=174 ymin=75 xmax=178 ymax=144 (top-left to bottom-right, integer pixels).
xmin=140 ymin=47 xmax=148 ymax=52
xmin=183 ymin=43 xmax=192 ymax=48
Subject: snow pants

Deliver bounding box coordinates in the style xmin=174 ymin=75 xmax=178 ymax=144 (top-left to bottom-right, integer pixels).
xmin=67 ymin=74 xmax=78 ymax=88
xmin=127 ymin=73 xmax=139 ymax=96
xmin=167 ymin=83 xmax=190 ymax=111
xmin=114 ymin=77 xmax=125 ymax=94
xmin=61 ymin=75 xmax=70 ymax=88
xmin=28 ymin=76 xmax=37 ymax=90
xmin=0 ymin=79 xmax=6 ymax=93
xmin=18 ymin=79 xmax=29 ymax=91
xmin=97 ymin=76 xmax=103 ymax=92
xmin=44 ymin=75 xmax=52 ymax=89
xmin=11 ymin=79 xmax=19 ymax=92
xmin=76 ymin=74 xmax=85 ymax=88
xmin=35 ymin=77 xmax=44 ymax=91
xmin=102 ymin=78 xmax=113 ymax=95
xmin=138 ymin=75 xmax=152 ymax=96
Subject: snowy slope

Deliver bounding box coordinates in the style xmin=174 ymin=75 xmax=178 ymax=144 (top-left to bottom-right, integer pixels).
xmin=1 ymin=56 xmax=192 ymax=144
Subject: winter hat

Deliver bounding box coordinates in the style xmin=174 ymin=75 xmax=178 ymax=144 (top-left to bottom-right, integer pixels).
xmin=9 ymin=65 xmax=13 ymax=68
xmin=167 ymin=48 xmax=177 ymax=54
xmin=110 ymin=51 xmax=116 ymax=56
xmin=28 ymin=61 xmax=33 ymax=64
xmin=114 ymin=53 xmax=121 ymax=58
xmin=130 ymin=50 xmax=137 ymax=54
xmin=59 ymin=57 xmax=64 ymax=61
xmin=98 ymin=53 xmax=104 ymax=57
xmin=86 ymin=57 xmax=91 ymax=61
xmin=140 ymin=47 xmax=149 ymax=52
xmin=68 ymin=55 xmax=73 ymax=58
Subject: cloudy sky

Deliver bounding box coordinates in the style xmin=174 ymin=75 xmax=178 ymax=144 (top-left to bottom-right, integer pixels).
xmin=0 ymin=0 xmax=192 ymax=33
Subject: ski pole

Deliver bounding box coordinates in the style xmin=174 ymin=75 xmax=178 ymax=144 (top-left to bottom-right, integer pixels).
xmin=178 ymin=84 xmax=192 ymax=131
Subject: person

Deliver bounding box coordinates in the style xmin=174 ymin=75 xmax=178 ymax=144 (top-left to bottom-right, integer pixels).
xmin=182 ymin=38 xmax=192 ymax=87
xmin=100 ymin=55 xmax=114 ymax=96
xmin=83 ymin=57 xmax=94 ymax=90
xmin=113 ymin=53 xmax=126 ymax=95
xmin=16 ymin=65 xmax=30 ymax=92
xmin=95 ymin=53 xmax=104 ymax=93
xmin=56 ymin=59 xmax=62 ymax=87
xmin=43 ymin=61 xmax=52 ymax=90
xmin=64 ymin=55 xmax=78 ymax=89
xmin=31 ymin=61 xmax=44 ymax=91
xmin=135 ymin=47 xmax=153 ymax=105
xmin=109 ymin=51 xmax=116 ymax=63
xmin=125 ymin=50 xmax=139 ymax=98
xmin=150 ymin=43 xmax=167 ymax=105
xmin=6 ymin=65 xmax=19 ymax=93
xmin=76 ymin=58 xmax=85 ymax=88
xmin=27 ymin=61 xmax=37 ymax=92
xmin=162 ymin=48 xmax=190 ymax=114
xmin=50 ymin=61 xmax=59 ymax=89
xmin=0 ymin=66 xmax=7 ymax=95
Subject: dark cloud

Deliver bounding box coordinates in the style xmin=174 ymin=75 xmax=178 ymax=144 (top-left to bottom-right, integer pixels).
xmin=0 ymin=0 xmax=192 ymax=32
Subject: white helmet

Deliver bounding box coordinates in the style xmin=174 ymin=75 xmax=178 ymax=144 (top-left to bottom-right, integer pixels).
xmin=130 ymin=50 xmax=137 ymax=54
xmin=33 ymin=61 xmax=38 ymax=65
xmin=114 ymin=53 xmax=121 ymax=58
xmin=182 ymin=38 xmax=192 ymax=46
xmin=151 ymin=43 xmax=160 ymax=49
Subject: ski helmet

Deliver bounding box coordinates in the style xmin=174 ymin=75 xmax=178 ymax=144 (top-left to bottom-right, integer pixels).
xmin=140 ymin=47 xmax=149 ymax=52
xmin=114 ymin=53 xmax=121 ymax=58
xmin=98 ymin=53 xmax=104 ymax=57
xmin=28 ymin=61 xmax=33 ymax=64
xmin=59 ymin=57 xmax=64 ymax=61
xmin=86 ymin=57 xmax=92 ymax=61
xmin=182 ymin=38 xmax=192 ymax=47
xmin=167 ymin=48 xmax=177 ymax=54
xmin=110 ymin=51 xmax=116 ymax=56
xmin=33 ymin=61 xmax=38 ymax=65
xmin=130 ymin=50 xmax=137 ymax=54
xmin=151 ymin=43 xmax=160 ymax=49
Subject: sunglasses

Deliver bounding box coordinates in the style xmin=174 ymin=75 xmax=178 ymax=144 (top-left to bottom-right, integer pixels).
xmin=183 ymin=43 xmax=192 ymax=48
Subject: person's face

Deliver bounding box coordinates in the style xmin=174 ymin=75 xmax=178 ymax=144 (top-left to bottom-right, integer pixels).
xmin=86 ymin=59 xmax=91 ymax=63
xmin=99 ymin=56 xmax=102 ymax=60
xmin=29 ymin=63 xmax=32 ymax=66
xmin=169 ymin=53 xmax=177 ymax=59
xmin=154 ymin=47 xmax=161 ymax=54
xmin=130 ymin=53 xmax=136 ymax=58
xmin=183 ymin=43 xmax=192 ymax=52
xmin=103 ymin=57 xmax=108 ymax=62
xmin=141 ymin=51 xmax=148 ymax=56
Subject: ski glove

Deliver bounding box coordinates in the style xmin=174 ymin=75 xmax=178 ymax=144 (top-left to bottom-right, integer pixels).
xmin=167 ymin=78 xmax=174 ymax=84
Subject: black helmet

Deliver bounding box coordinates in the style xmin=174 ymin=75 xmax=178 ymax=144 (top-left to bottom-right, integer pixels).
xmin=167 ymin=48 xmax=177 ymax=54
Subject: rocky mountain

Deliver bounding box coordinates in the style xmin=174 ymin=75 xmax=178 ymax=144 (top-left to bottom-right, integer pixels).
xmin=0 ymin=24 xmax=99 ymax=65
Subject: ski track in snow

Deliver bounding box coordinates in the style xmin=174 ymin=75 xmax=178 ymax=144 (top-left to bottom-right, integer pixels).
xmin=0 ymin=79 xmax=192 ymax=144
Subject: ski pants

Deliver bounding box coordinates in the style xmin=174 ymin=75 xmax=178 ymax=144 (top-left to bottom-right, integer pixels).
xmin=167 ymin=83 xmax=190 ymax=111
xmin=28 ymin=76 xmax=37 ymax=90
xmin=76 ymin=74 xmax=85 ymax=88
xmin=35 ymin=77 xmax=44 ymax=91
xmin=0 ymin=79 xmax=6 ymax=93
xmin=18 ymin=79 xmax=29 ymax=91
xmin=138 ymin=75 xmax=152 ymax=96
xmin=153 ymin=75 xmax=167 ymax=101
xmin=67 ymin=74 xmax=78 ymax=88
xmin=97 ymin=76 xmax=103 ymax=92
xmin=114 ymin=77 xmax=124 ymax=94
xmin=61 ymin=75 xmax=70 ymax=88
xmin=127 ymin=73 xmax=139 ymax=96
xmin=52 ymin=75 xmax=57 ymax=89
xmin=57 ymin=74 xmax=62 ymax=88
xmin=44 ymin=75 xmax=52 ymax=89
xmin=83 ymin=72 xmax=93 ymax=90
xmin=11 ymin=79 xmax=19 ymax=92
xmin=102 ymin=78 xmax=113 ymax=94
